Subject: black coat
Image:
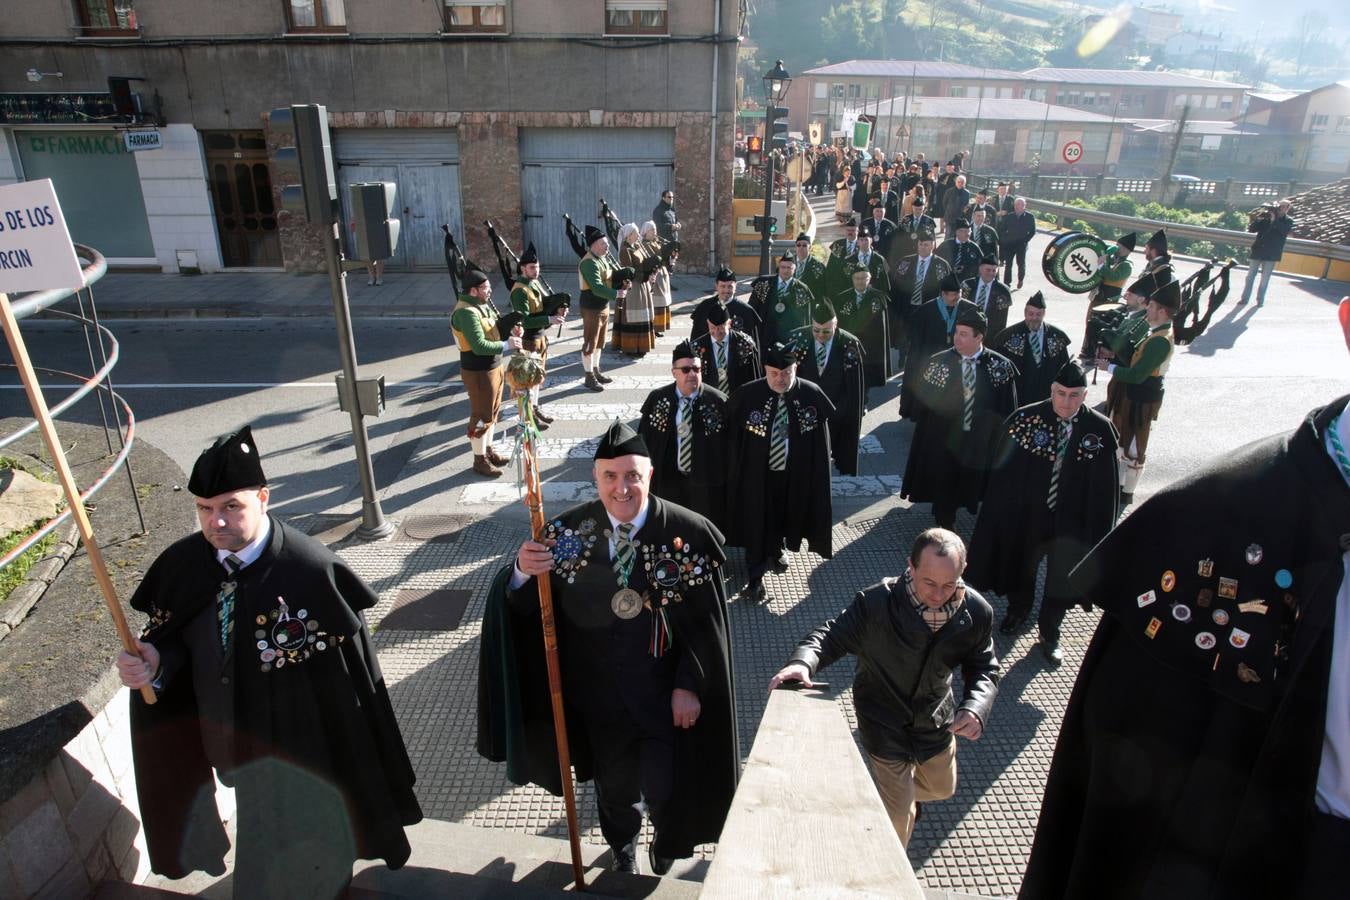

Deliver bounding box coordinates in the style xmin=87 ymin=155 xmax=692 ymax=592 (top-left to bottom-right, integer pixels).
xmin=691 ymin=330 xmax=761 ymax=395
xmin=997 ymin=210 xmax=1036 ymax=247
xmin=477 ymin=497 xmax=739 ymax=861
xmin=937 ymin=237 xmax=984 ymax=283
xmin=962 ymin=276 xmax=1014 ymax=340
xmin=1249 ymin=213 xmax=1294 ymax=261
xmin=943 ymin=187 xmax=972 ymax=223
xmin=834 ymin=286 xmax=893 ymax=387
xmin=691 ymin=294 xmax=763 ymax=348
xmin=788 ymin=578 xmax=1000 ymax=762
xmin=1021 ymin=399 xmax=1350 ymax=899
xmin=900 ymin=297 xmax=977 ymax=418
xmin=893 ymin=213 xmax=936 ymax=260
xmin=902 ymin=348 xmax=1020 ymax=512
xmin=971 ymin=223 xmax=1000 ymax=262
xmin=748 ymin=276 xmax=816 ymax=349
xmin=990 ymin=322 xmax=1073 ymax=406
xmin=129 ymin=518 xmax=421 ymax=887
xmin=727 ymin=377 xmax=836 ymax=564
xmin=966 ymin=401 xmax=1120 ymax=604
xmin=789 ymin=326 xmax=866 ymax=475
xmin=639 ymin=384 xmax=732 ymax=532
xmin=829 ymin=247 xmax=891 ymax=298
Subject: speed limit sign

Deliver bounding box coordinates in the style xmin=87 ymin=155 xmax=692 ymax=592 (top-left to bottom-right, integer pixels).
xmin=1061 ymin=140 xmax=1084 ymax=164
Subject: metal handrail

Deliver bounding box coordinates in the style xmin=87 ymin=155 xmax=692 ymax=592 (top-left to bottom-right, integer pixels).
xmin=9 ymin=245 xmax=108 ymax=320
xmin=1022 ymin=197 xmax=1350 ymax=263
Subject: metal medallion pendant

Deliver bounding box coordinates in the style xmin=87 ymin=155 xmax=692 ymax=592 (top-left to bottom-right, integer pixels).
xmin=774 ymin=302 xmax=786 ymax=313
xmin=611 ymin=587 xmax=644 ymax=620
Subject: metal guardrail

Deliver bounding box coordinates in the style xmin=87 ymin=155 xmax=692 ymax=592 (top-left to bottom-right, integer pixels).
xmin=1022 ymin=197 xmax=1350 ymax=265
xmin=0 ymin=244 xmax=144 ymax=568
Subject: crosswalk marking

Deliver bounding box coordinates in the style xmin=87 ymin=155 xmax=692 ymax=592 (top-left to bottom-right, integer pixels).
xmin=490 ymin=433 xmax=885 ymax=459
xmin=459 ymin=474 xmax=903 ymax=505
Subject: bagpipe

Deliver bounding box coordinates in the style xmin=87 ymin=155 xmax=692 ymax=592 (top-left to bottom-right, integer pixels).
xmin=560 ymin=204 xmax=634 ymax=301
xmin=442 ymin=223 xmax=524 ymax=335
xmin=484 ymin=220 xmax=571 ymax=328
xmin=1173 ymin=257 xmax=1235 ymax=346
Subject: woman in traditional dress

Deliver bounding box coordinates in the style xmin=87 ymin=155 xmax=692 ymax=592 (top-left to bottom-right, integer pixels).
xmin=615 ymin=222 xmax=657 ymax=357
xmin=641 ymin=220 xmax=672 ymax=336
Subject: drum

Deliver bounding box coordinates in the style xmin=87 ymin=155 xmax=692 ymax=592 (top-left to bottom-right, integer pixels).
xmin=1043 ymin=231 xmax=1109 ymax=294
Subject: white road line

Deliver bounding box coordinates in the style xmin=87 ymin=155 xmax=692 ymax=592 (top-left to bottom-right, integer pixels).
xmin=0 ymin=381 xmax=448 ymax=390
xmin=491 ymin=433 xmax=885 ymax=459
xmin=460 ymin=474 xmax=903 ymax=505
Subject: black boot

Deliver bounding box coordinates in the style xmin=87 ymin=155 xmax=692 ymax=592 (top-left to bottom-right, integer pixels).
xmin=648 ymin=844 xmax=674 ymax=876
xmin=610 ymin=842 xmax=639 ymax=874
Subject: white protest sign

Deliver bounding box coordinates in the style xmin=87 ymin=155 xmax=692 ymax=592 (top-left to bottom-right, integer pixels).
xmin=0 ymin=179 xmax=85 ymax=294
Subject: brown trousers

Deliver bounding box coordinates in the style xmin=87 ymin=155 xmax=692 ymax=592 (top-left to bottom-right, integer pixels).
xmin=868 ymin=740 xmax=958 ymax=846
xmin=581 ymin=307 xmax=609 ymax=356
xmin=461 ymin=366 xmax=504 ymax=438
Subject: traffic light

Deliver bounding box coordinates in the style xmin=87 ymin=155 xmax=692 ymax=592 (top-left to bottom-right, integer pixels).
xmin=746 ymin=134 xmax=763 ymax=167
xmin=766 ymin=105 xmax=790 ymax=151
xmin=271 ymin=104 xmax=337 ymax=224
xmin=349 ymin=182 xmax=401 ymax=261
xmin=751 ymin=214 xmax=777 ymax=235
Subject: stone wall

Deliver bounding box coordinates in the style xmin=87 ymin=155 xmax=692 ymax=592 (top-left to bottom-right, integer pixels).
xmin=0 ymin=689 xmax=234 ymax=899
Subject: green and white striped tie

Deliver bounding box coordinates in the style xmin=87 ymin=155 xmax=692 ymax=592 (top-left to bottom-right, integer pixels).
xmin=816 ymin=340 xmax=827 ymax=371
xmin=769 ymin=398 xmax=789 ymax=471
xmin=1047 ymin=419 xmax=1072 ymax=511
xmin=1031 ymin=328 xmax=1042 ymax=364
xmin=217 ymin=554 xmax=242 ymax=650
xmin=715 ymin=340 xmax=729 ymax=393
xmin=678 ymin=396 xmax=694 ymax=473
xmin=912 ymin=261 xmax=926 ymax=307
xmin=962 ymin=358 xmax=976 ymax=432
xmin=613 ymin=522 xmax=636 ymax=584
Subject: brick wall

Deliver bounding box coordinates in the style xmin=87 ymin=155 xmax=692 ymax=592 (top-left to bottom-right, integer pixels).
xmin=0 ymin=689 xmax=235 ymax=899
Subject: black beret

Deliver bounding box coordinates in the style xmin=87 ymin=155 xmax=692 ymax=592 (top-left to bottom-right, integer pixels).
xmin=1117 ymin=232 xmax=1138 ymax=252
xmin=594 ymin=420 xmax=649 ymax=460
xmin=462 ymin=268 xmax=489 ymax=289
xmin=956 ymin=307 xmax=988 ymax=334
xmin=517 ymin=242 xmax=539 ymax=268
xmin=916 ymin=227 xmax=936 ymax=241
xmin=980 ymin=254 xmax=998 ymax=267
xmin=1151 ymin=278 xmax=1181 ymax=312
xmin=672 ymin=340 xmax=695 ymax=364
xmin=1026 ymin=290 xmax=1046 ymax=309
xmin=952 ymin=218 xmax=971 ymax=231
xmin=1147 ymin=228 xmax=1168 ymax=251
xmin=584 ymin=225 xmax=606 ymax=245
xmin=795 ymin=232 xmax=811 ymax=242
xmin=188 ymin=425 xmax=267 ymax=498
xmin=706 ymin=302 xmax=729 ymax=325
xmin=812 ymin=300 xmax=837 ymax=324
xmin=859 ymin=221 xmax=876 ymax=237
xmin=939 ymin=273 xmax=962 ymax=293
xmin=844 ymin=216 xmax=858 ymax=227
xmin=1054 ymin=361 xmax=1088 ymax=389
xmin=779 ymin=252 xmax=796 ymax=264
xmin=762 ymin=342 xmax=797 ymax=369
xmin=715 ymin=265 xmax=736 ymax=282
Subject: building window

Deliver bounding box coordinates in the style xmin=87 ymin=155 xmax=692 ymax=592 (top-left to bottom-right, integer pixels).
xmin=949 ymin=86 xmax=967 ymax=98
xmin=1220 ymin=96 xmax=1233 ymax=110
xmin=1174 ymin=93 xmax=1188 ymax=107
xmin=445 ymin=1 xmax=505 ymax=31
xmin=847 ymin=84 xmax=862 ymax=99
xmin=814 ymin=82 xmax=828 ymax=99
xmin=1310 ymin=113 xmax=1330 ymax=132
xmin=1204 ymin=94 xmax=1218 ymax=108
xmin=830 ymin=83 xmax=845 ymax=99
xmin=1336 ymin=115 xmax=1350 ymax=134
xmin=76 ymin=0 xmax=137 ymax=34
xmin=605 ymin=1 xmax=667 ymax=35
xmin=286 ymin=0 xmax=345 ymax=31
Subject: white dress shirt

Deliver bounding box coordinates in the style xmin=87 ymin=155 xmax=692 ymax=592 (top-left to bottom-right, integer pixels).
xmin=215 ymin=515 xmax=272 ymax=571
xmin=1316 ymin=412 xmax=1350 ymax=819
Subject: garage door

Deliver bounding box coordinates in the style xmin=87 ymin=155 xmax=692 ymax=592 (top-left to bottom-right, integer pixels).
xmin=520 ymin=128 xmax=674 ymax=267
xmin=333 ymin=129 xmax=463 ymax=270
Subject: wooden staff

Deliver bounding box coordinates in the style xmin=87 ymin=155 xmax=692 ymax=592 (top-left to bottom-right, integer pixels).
xmin=0 ymin=293 xmax=156 ymax=705
xmin=508 ymin=355 xmax=586 ymax=890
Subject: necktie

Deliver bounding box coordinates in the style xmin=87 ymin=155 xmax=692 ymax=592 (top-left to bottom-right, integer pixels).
xmin=1031 ymin=328 xmax=1042 ymax=363
xmin=816 ymin=340 xmax=828 ymax=370
xmin=613 ymin=522 xmax=636 ymax=584
xmin=962 ymin=358 xmax=976 ymax=432
xmin=913 ymin=260 xmax=926 ymax=307
xmin=218 ymin=554 xmax=242 ymax=650
xmin=769 ymin=397 xmax=789 ymax=471
xmin=715 ymin=340 xmax=729 ymax=393
xmin=678 ymin=396 xmax=694 ymax=473
xmin=1048 ymin=419 xmax=1072 ymax=510
xmin=978 ymin=282 xmax=988 ymax=312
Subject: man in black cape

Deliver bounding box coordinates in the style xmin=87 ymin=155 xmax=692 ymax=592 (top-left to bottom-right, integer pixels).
xmin=891 ymin=228 xmax=952 ymax=377
xmin=901 ymin=307 xmax=1019 ymax=528
xmin=691 ymin=265 xmax=763 ymax=347
xmin=825 ymin=219 xmax=891 ymax=299
xmin=638 ymin=341 xmax=732 ymax=532
xmin=790 ymin=300 xmax=867 ymax=476
xmin=835 ymin=264 xmax=893 ymax=389
xmin=116 ymin=426 xmax=421 ymax=897
xmin=990 ymin=291 xmax=1073 ymax=406
xmin=937 ymin=218 xmax=983 ymax=284
xmin=1020 ymin=301 xmax=1350 ymax=900
xmin=749 ymin=252 xmax=816 ymax=349
xmin=792 ymin=231 xmax=828 ymax=300
xmin=691 ymin=301 xmax=762 ymax=395
xmin=727 ymin=342 xmax=837 ymax=603
xmin=476 ymin=422 xmax=738 ymax=876
xmin=966 ymin=362 xmax=1119 ymax=664
xmin=962 ymin=255 xmax=1013 ymax=340
xmin=901 ymin=273 xmax=977 ymax=418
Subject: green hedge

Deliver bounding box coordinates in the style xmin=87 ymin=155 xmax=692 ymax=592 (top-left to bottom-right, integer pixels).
xmin=1053 ymin=195 xmax=1245 ymax=261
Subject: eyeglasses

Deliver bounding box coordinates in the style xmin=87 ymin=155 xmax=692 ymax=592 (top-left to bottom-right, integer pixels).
xmin=674 ymin=365 xmax=702 ymax=374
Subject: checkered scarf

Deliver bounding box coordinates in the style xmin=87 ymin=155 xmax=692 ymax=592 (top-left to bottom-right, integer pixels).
xmin=905 ymin=569 xmax=965 ymax=632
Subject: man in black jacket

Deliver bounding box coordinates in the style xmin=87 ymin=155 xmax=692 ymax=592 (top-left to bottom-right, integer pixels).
xmin=997 ymin=197 xmax=1037 ymax=288
xmin=769 ymin=528 xmax=1000 ymax=846
xmin=1240 ymin=199 xmax=1294 ymax=307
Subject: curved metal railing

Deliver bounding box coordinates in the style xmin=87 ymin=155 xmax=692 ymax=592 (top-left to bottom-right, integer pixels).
xmin=0 ymin=244 xmax=143 ymax=569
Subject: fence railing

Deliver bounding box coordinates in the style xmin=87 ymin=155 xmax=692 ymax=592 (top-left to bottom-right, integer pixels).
xmin=970 ymin=173 xmax=1310 ymax=206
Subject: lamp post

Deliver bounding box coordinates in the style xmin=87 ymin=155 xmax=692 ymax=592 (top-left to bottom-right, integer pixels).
xmin=758 ymin=59 xmax=792 ymax=276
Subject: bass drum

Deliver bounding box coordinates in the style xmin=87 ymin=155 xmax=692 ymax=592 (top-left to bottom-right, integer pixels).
xmin=1043 ymin=231 xmax=1109 ymax=294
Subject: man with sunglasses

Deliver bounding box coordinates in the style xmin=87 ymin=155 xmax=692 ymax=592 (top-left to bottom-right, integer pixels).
xmin=638 ymin=342 xmax=732 ymax=531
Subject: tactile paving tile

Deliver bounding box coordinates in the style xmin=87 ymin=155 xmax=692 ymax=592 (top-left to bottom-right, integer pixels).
xmin=336 ymin=504 xmax=1092 ymax=897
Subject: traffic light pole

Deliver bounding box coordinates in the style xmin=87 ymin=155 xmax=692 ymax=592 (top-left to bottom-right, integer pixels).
xmin=758 ymin=151 xmax=776 ymax=276
xmin=322 ymin=217 xmax=394 ymax=540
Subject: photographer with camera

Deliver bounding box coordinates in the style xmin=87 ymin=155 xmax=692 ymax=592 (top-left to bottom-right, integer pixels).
xmin=1240 ymin=199 xmax=1293 ymax=308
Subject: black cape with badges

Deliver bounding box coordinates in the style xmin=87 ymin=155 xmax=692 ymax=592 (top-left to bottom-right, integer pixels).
xmin=475 ymin=497 xmax=738 ymax=860
xmin=901 ymin=348 xmax=1019 ymax=513
xmin=639 ymin=384 xmax=732 ymax=532
xmin=691 ymin=330 xmax=762 ymax=394
xmin=690 ymin=294 xmax=763 ymax=348
xmin=966 ymin=401 xmax=1120 ymax=603
xmin=789 ymin=326 xmax=866 ymax=476
xmin=1021 ymin=398 xmax=1350 ymax=900
xmin=834 ymin=286 xmax=894 ymax=386
xmin=990 ymin=322 xmax=1073 ymax=405
xmin=748 ymin=276 xmax=816 ymax=348
xmin=961 ymin=276 xmax=1014 ymax=342
xmin=128 ymin=517 xmax=420 ymax=885
xmin=900 ymin=297 xmax=978 ymax=417
xmin=726 ymin=377 xmax=837 ymax=564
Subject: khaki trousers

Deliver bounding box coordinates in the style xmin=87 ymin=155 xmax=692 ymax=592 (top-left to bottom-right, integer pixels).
xmin=868 ymin=739 xmax=958 ymax=846
xmin=581 ymin=307 xmax=610 ymax=356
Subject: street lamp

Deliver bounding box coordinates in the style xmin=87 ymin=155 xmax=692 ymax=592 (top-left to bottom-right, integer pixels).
xmin=758 ymin=59 xmax=792 ymax=276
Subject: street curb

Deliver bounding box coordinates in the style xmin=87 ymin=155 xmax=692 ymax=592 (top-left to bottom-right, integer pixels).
xmin=0 ymin=518 xmax=79 ymax=642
